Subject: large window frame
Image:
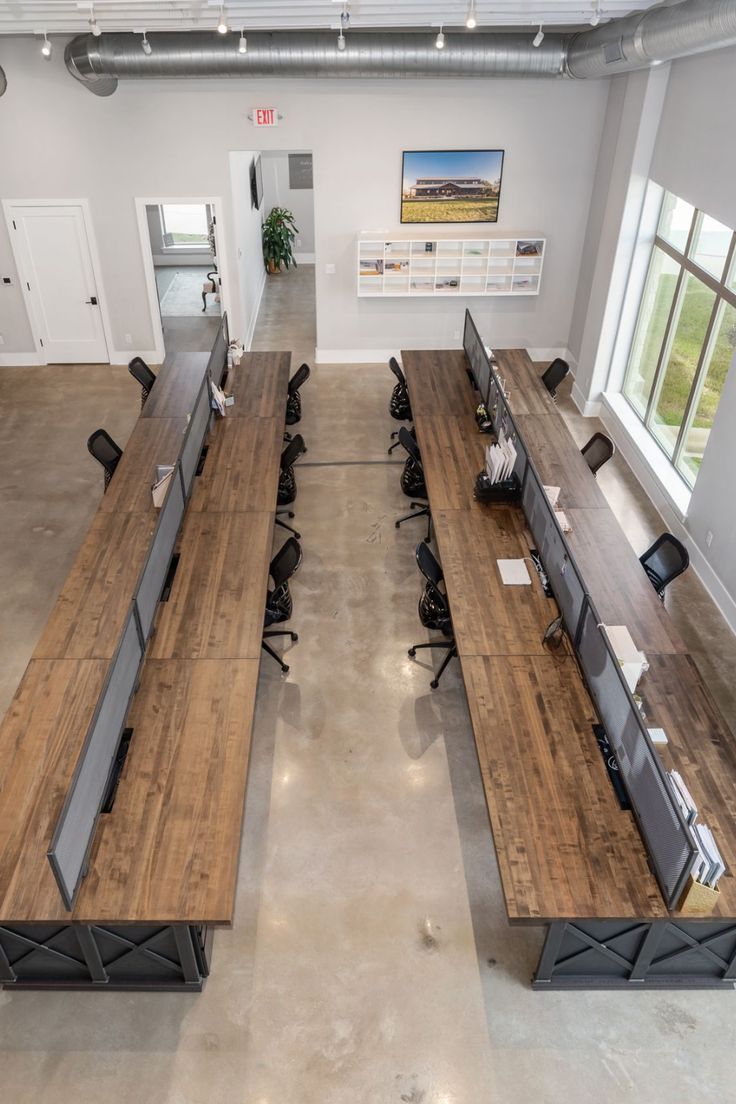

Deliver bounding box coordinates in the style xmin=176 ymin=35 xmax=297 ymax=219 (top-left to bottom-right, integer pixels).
xmin=158 ymin=203 xmax=213 ymax=252
xmin=622 ymin=193 xmax=736 ymax=488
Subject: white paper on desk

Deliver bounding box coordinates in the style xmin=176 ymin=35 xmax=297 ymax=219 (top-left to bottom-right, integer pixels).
xmin=152 ymin=465 xmax=175 ymax=509
xmin=210 ymin=380 xmax=227 ymax=417
xmin=544 ymin=485 xmax=561 ymax=508
xmin=487 ymin=444 xmax=502 ymax=484
xmin=504 ymin=437 xmax=517 ymax=481
xmin=497 ymin=559 xmax=532 ymax=585
xmin=554 ymin=509 xmax=572 ymax=533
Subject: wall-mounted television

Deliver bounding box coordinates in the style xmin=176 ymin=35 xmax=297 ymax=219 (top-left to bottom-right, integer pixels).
xmin=250 ymin=155 xmax=263 ymax=210
xmin=401 ymin=149 xmax=504 ymax=225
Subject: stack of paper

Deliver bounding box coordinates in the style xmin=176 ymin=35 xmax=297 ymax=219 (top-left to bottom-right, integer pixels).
xmin=668 ymin=770 xmax=726 ymax=889
xmin=669 ymin=770 xmax=698 ymax=824
xmin=210 ymin=380 xmax=228 ymax=417
xmin=554 ymin=509 xmax=572 ymax=533
xmin=485 ymin=430 xmax=517 ymax=485
xmin=543 ymin=485 xmax=561 ymax=508
xmin=151 ymin=465 xmax=175 ymax=509
xmin=497 ymin=559 xmax=531 ymax=586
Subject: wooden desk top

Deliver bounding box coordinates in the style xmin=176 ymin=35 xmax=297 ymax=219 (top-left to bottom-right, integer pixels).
xmin=492 ymin=349 xmax=558 ymax=416
xmin=402 ymin=350 xmax=476 ymax=417
xmin=433 ymin=507 xmax=557 ymax=658
xmin=98 ymin=418 xmax=187 ymax=515
xmin=226 ymin=352 xmax=291 ymax=418
xmin=416 ymin=415 xmax=486 ymax=511
xmin=515 ymin=414 xmax=608 ymax=510
xmin=141 ymin=352 xmax=209 ymax=419
xmin=189 ymin=417 xmax=283 ymax=514
xmin=33 ymin=512 xmax=156 ymax=660
xmin=150 ymin=511 xmax=273 ymax=661
xmin=462 ymin=655 xmax=666 ymax=921
xmin=564 ymin=508 xmax=688 ymax=656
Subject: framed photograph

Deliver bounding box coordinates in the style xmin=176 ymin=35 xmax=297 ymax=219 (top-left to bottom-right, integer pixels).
xmin=401 ymin=149 xmax=504 ymax=225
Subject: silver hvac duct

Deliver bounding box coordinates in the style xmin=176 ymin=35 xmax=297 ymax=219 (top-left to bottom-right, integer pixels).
xmin=64 ymin=0 xmax=736 ymax=96
xmin=567 ymin=0 xmax=736 ymax=78
xmin=0 ymin=65 xmax=6 ymax=97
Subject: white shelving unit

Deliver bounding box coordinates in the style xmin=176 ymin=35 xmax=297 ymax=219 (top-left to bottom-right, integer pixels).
xmin=357 ymin=232 xmax=545 ymax=298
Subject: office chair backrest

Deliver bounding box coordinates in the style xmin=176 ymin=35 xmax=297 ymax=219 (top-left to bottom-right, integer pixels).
xmin=639 ymin=533 xmax=690 ymax=596
xmin=389 ymin=356 xmax=407 ymax=389
xmin=280 ymin=433 xmax=306 ymax=472
xmin=416 ymin=542 xmax=451 ymax=631
xmin=288 ymin=363 xmax=310 ymax=396
xmin=87 ymin=429 xmax=122 ymax=475
xmin=581 ymin=432 xmax=615 ymax=476
xmin=541 ymin=358 xmax=570 ymax=397
xmin=416 ymin=540 xmax=443 ymax=590
xmin=128 ymin=357 xmax=156 ymax=392
xmin=267 ymin=536 xmax=303 ymax=619
xmin=398 ymin=425 xmax=422 ymax=467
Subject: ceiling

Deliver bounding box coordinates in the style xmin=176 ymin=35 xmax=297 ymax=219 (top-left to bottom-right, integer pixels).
xmin=0 ymin=0 xmax=664 ymax=37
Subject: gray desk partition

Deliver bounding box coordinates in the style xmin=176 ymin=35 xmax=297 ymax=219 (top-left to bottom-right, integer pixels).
xmin=180 ymin=375 xmax=211 ymax=500
xmin=48 ymin=607 xmax=143 ymax=910
xmin=462 ymin=308 xmax=490 ymax=401
xmin=208 ymin=312 xmax=229 ymax=387
xmin=576 ymin=597 xmax=696 ymax=907
xmin=135 ymin=462 xmax=186 ymax=639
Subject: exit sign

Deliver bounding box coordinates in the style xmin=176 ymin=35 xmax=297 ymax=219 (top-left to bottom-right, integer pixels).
xmin=252 ymin=107 xmax=278 ymax=127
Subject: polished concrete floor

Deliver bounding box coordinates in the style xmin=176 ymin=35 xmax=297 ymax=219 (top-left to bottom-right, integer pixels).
xmin=1 ymin=269 xmax=736 ymax=1102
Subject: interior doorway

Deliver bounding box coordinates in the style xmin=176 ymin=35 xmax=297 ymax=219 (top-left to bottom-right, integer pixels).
xmin=136 ymin=197 xmax=230 ymax=358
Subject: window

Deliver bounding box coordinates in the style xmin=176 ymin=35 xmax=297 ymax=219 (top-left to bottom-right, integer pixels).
xmin=622 ymin=190 xmax=736 ymax=488
xmin=159 ymin=203 xmax=211 ymax=248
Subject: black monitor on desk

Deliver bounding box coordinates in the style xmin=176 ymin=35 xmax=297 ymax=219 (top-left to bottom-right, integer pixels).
xmin=462 ymin=309 xmax=491 ymax=404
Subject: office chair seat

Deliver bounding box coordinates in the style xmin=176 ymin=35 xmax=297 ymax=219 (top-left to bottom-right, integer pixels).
xmin=395 ymin=426 xmax=431 ymax=541
xmin=639 ymin=533 xmax=690 ymax=601
xmin=285 ymin=363 xmax=311 ymax=426
xmin=541 ymin=357 xmax=570 ymax=400
xmin=128 ymin=356 xmax=156 ymax=410
xmin=408 ymin=542 xmax=456 ymax=689
xmin=581 ymin=431 xmax=615 ymax=477
xmin=277 ymin=433 xmax=306 ymax=507
xmin=263 ymin=536 xmax=303 ymax=674
xmin=87 ymin=428 xmax=122 ymax=493
xmin=387 ymin=355 xmax=412 ymax=454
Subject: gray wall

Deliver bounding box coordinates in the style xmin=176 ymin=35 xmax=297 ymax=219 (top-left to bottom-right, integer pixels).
xmin=0 ymin=37 xmax=608 ymax=360
xmin=230 ymin=152 xmax=267 ymax=348
xmin=260 ymin=152 xmax=315 ymax=258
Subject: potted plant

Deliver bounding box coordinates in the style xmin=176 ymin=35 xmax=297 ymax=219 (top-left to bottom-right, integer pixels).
xmin=262 ymin=206 xmax=299 ymax=273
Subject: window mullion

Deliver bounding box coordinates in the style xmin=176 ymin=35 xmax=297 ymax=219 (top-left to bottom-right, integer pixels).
xmin=672 ymin=293 xmax=722 ymax=467
xmin=644 ymin=262 xmax=686 ymax=426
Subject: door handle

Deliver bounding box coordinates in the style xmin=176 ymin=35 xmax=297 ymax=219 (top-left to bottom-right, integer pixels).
xmin=86 ymin=296 xmax=98 ymax=305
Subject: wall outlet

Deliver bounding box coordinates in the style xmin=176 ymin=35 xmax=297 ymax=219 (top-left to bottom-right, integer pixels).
xmin=453 ymin=330 xmax=461 ymax=340
xmin=124 ymin=333 xmax=133 ymax=346
xmin=296 ymin=238 xmax=302 ymax=248
xmin=325 ymin=263 xmax=336 ymax=275
xmin=706 ymin=530 xmax=714 ymax=547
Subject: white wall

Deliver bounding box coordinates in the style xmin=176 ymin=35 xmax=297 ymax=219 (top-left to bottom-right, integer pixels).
xmin=0 ymin=37 xmax=608 ymax=363
xmin=260 ymin=152 xmax=315 ymax=260
xmin=230 ymin=152 xmax=267 ymax=349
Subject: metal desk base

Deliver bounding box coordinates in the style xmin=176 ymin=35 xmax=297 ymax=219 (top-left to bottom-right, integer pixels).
xmin=0 ymin=922 xmax=212 ymax=991
xmin=533 ymin=919 xmax=736 ymax=990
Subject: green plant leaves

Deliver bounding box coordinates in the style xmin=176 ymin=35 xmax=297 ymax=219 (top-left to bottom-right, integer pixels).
xmin=262 ymin=206 xmax=300 ymax=271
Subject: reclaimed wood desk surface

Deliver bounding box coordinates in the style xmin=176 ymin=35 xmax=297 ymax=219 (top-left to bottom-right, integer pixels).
xmin=402 ymin=347 xmax=736 ymax=921
xmin=0 ymin=351 xmax=289 ymax=924
xmin=140 ymin=352 xmax=210 ymax=419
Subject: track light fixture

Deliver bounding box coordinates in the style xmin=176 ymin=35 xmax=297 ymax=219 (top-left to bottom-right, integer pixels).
xmin=238 ymin=30 xmax=247 ymax=54
xmin=340 ymin=2 xmax=350 ymax=31
xmin=338 ymin=29 xmax=346 ymax=50
xmin=590 ymin=1 xmax=601 ymax=26
xmin=217 ymin=6 xmax=229 ymax=34
xmin=435 ymin=25 xmax=445 ymax=49
xmin=41 ymin=32 xmax=52 ymax=58
xmin=465 ymin=1 xmax=477 ymax=29
xmin=141 ymin=31 xmax=152 ymax=55
xmin=532 ymin=24 xmax=544 ymax=47
xmin=88 ymin=5 xmax=101 ymax=37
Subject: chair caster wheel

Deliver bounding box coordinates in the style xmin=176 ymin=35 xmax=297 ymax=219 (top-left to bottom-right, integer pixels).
xmin=422 ymin=537 xmax=430 ymax=544
xmin=290 ymin=632 xmax=298 ymax=641
xmin=395 ymin=521 xmax=400 ymax=529
xmin=408 ymin=648 xmax=416 ymax=657
xmin=281 ymin=664 xmax=290 ymax=674
xmin=294 ymin=531 xmax=302 ymax=539
xmin=430 ymin=679 xmax=439 ymax=690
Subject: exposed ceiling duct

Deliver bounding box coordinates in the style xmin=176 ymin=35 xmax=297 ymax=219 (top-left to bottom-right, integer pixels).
xmin=63 ymin=0 xmax=736 ymax=96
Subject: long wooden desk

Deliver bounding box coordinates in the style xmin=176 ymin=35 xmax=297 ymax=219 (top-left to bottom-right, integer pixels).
xmin=0 ymin=349 xmax=290 ymax=988
xmin=402 ymin=347 xmax=736 ymax=989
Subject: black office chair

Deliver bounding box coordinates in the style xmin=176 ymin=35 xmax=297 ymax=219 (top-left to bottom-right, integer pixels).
xmin=639 ymin=533 xmax=690 ymax=601
xmin=581 ymin=431 xmax=615 ymax=477
xmin=285 ymin=363 xmax=311 ymax=427
xmin=395 ymin=426 xmax=431 ymax=543
xmin=408 ymin=542 xmax=457 ymax=690
xmin=262 ymin=537 xmax=302 ymax=674
xmin=276 ymin=433 xmax=307 ymax=538
xmin=87 ymin=429 xmax=122 ymax=493
xmin=128 ymin=356 xmax=156 ymax=410
xmin=388 ymin=356 xmax=412 ymax=455
xmin=541 ymin=358 xmax=570 ymax=401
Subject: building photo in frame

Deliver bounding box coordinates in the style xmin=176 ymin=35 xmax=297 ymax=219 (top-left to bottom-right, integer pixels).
xmin=401 ymin=149 xmax=505 ymax=224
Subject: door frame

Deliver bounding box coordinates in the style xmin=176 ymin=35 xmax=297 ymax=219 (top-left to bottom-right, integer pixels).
xmin=2 ymin=198 xmax=114 ymax=366
xmin=135 ymin=196 xmax=232 ymax=364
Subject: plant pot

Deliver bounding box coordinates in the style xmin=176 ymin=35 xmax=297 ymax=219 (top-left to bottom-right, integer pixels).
xmin=267 ymin=260 xmax=280 ymax=274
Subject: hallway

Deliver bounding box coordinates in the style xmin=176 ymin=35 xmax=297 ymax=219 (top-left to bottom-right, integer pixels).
xmin=0 ymin=270 xmax=735 ymax=1101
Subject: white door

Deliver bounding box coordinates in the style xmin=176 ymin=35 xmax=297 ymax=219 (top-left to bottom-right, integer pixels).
xmin=8 ymin=204 xmax=109 ymax=363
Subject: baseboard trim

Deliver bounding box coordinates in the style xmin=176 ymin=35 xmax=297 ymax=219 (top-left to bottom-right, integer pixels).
xmin=525 ymin=347 xmax=570 ymax=364
xmin=109 ymin=349 xmax=159 ymax=366
xmin=571 ymin=379 xmax=601 ymax=418
xmin=244 ymin=270 xmax=267 ymax=352
xmin=315 ymin=348 xmax=395 ymax=364
xmin=600 ymin=394 xmax=736 ymax=638
xmin=0 ymin=352 xmax=42 ymax=367
xmin=294 ymin=253 xmax=315 ymax=265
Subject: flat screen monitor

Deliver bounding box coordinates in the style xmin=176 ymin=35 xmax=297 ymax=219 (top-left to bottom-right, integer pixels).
xmin=462 ymin=309 xmax=490 ymax=400
xmin=208 ymin=312 xmax=229 ymax=387
xmin=576 ymin=597 xmax=695 ymax=907
xmin=250 ymin=155 xmax=263 ymax=210
xmin=401 ymin=149 xmax=504 ymax=225
xmin=522 ymin=462 xmax=584 ymax=639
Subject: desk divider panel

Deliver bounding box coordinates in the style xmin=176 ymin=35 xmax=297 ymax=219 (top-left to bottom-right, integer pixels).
xmin=180 ymin=375 xmax=212 ymax=500
xmin=207 ymin=312 xmax=229 ymax=387
xmin=48 ymin=608 xmax=143 ymax=910
xmin=135 ymin=462 xmax=186 ymax=639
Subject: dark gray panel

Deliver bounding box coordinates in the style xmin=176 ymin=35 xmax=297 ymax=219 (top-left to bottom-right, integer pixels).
xmin=135 ymin=470 xmax=185 ymax=638
xmin=180 ymin=379 xmax=211 ymax=498
xmin=207 ymin=314 xmax=228 ymax=387
xmin=288 ymin=152 xmax=313 ymax=190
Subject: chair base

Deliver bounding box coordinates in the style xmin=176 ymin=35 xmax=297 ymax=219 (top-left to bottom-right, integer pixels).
xmin=408 ymin=639 xmax=457 ymax=689
xmin=261 ymin=630 xmax=299 ymax=674
xmin=395 ymin=504 xmax=431 ymax=543
xmin=276 ymin=517 xmax=301 ymax=538
xmin=388 ymin=430 xmax=401 ymax=455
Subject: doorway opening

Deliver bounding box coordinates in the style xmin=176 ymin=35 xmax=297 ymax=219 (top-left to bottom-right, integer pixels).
xmin=136 ymin=197 xmax=229 ymax=359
